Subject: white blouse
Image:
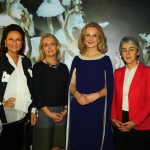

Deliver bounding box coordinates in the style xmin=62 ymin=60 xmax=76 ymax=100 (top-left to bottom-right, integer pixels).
xmin=122 ymin=62 xmax=139 ymax=111
xmin=3 ymin=53 xmax=32 ymax=123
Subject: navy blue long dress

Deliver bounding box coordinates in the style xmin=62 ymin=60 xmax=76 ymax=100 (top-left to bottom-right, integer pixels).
xmin=67 ymin=54 xmax=114 ymax=150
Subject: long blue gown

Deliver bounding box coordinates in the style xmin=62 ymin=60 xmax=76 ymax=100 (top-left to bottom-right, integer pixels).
xmin=67 ymin=54 xmax=115 ymax=150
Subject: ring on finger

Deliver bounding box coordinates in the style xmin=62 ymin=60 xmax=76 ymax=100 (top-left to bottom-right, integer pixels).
xmin=11 ymin=103 xmax=15 ymax=106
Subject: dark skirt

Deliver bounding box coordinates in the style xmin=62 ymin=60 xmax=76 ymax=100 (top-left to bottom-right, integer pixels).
xmin=32 ymin=106 xmax=67 ymax=150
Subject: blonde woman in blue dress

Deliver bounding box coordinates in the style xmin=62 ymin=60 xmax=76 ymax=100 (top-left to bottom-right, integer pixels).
xmin=36 ymin=0 xmax=65 ymax=34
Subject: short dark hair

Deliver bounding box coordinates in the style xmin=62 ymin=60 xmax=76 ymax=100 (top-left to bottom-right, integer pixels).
xmin=0 ymin=24 xmax=25 ymax=56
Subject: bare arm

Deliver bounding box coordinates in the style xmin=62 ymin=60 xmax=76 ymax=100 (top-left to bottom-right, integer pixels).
xmin=70 ymin=68 xmax=89 ymax=105
xmin=63 ymin=9 xmax=77 ymax=42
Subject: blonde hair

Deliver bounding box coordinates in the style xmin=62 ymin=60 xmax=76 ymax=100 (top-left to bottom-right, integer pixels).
xmin=38 ymin=33 xmax=61 ymax=62
xmin=78 ymin=22 xmax=108 ymax=54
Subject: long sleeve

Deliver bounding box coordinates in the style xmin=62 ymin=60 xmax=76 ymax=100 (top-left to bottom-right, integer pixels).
xmin=33 ymin=63 xmax=46 ymax=110
xmin=0 ymin=56 xmax=12 ymax=123
xmin=131 ymin=67 xmax=150 ymax=127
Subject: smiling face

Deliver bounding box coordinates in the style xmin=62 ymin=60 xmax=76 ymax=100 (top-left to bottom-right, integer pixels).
xmin=84 ymin=27 xmax=100 ymax=49
xmin=121 ymin=43 xmax=140 ymax=66
xmin=5 ymin=31 xmax=23 ymax=55
xmin=42 ymin=37 xmax=57 ymax=58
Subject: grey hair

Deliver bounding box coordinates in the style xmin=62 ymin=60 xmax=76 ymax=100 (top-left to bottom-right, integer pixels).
xmin=119 ymin=36 xmax=140 ymax=52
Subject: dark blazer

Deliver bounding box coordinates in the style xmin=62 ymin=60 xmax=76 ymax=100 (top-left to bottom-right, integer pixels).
xmin=0 ymin=54 xmax=33 ymax=124
xmin=111 ymin=62 xmax=150 ymax=130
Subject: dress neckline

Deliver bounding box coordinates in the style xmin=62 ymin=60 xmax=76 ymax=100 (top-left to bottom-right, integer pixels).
xmin=78 ymin=54 xmax=105 ymax=60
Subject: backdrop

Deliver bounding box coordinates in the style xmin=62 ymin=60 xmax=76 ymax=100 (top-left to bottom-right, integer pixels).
xmin=0 ymin=0 xmax=150 ymax=70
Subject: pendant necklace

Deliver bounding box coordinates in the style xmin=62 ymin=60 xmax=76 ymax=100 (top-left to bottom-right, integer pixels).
xmin=45 ymin=59 xmax=59 ymax=69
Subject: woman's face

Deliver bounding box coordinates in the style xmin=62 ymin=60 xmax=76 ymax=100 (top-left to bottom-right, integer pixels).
xmin=5 ymin=31 xmax=23 ymax=54
xmin=42 ymin=37 xmax=57 ymax=57
xmin=84 ymin=27 xmax=100 ymax=49
xmin=72 ymin=28 xmax=79 ymax=40
xmin=121 ymin=43 xmax=140 ymax=65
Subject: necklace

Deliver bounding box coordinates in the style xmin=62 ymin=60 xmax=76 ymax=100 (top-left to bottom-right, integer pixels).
xmin=45 ymin=59 xmax=59 ymax=69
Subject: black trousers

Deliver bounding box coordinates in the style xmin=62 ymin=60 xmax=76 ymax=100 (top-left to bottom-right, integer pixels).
xmin=26 ymin=124 xmax=33 ymax=150
xmin=113 ymin=111 xmax=150 ymax=150
xmin=0 ymin=121 xmax=24 ymax=150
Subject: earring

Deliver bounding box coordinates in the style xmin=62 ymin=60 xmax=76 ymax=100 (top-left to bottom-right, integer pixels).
xmin=5 ymin=44 xmax=7 ymax=47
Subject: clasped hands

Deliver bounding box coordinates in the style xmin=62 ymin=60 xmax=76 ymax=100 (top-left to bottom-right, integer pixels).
xmin=49 ymin=110 xmax=67 ymax=123
xmin=74 ymin=91 xmax=100 ymax=105
xmin=112 ymin=118 xmax=136 ymax=132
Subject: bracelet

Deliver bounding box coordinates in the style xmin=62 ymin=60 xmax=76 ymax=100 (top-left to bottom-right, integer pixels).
xmin=98 ymin=91 xmax=101 ymax=98
xmin=73 ymin=90 xmax=77 ymax=98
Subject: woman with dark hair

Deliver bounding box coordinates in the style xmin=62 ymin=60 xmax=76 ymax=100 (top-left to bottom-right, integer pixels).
xmin=111 ymin=36 xmax=150 ymax=150
xmin=0 ymin=24 xmax=37 ymax=150
xmin=66 ymin=22 xmax=114 ymax=150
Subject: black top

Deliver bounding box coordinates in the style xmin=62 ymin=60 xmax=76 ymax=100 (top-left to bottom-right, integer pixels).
xmin=33 ymin=61 xmax=69 ymax=110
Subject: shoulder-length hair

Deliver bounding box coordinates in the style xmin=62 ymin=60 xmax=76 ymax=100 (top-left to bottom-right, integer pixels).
xmin=78 ymin=22 xmax=108 ymax=54
xmin=0 ymin=24 xmax=25 ymax=56
xmin=38 ymin=33 xmax=61 ymax=62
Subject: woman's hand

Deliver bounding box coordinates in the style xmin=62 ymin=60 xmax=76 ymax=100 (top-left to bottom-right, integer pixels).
xmin=55 ymin=109 xmax=68 ymax=123
xmin=112 ymin=118 xmax=123 ymax=128
xmin=3 ymin=97 xmax=16 ymax=108
xmin=83 ymin=92 xmax=100 ymax=103
xmin=112 ymin=118 xmax=130 ymax=132
xmin=30 ymin=113 xmax=37 ymax=126
xmin=49 ymin=112 xmax=63 ymax=122
xmin=74 ymin=91 xmax=89 ymax=105
xmin=121 ymin=121 xmax=136 ymax=131
xmin=51 ymin=109 xmax=68 ymax=122
xmin=41 ymin=106 xmax=62 ymax=122
xmin=60 ymin=110 xmax=67 ymax=118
